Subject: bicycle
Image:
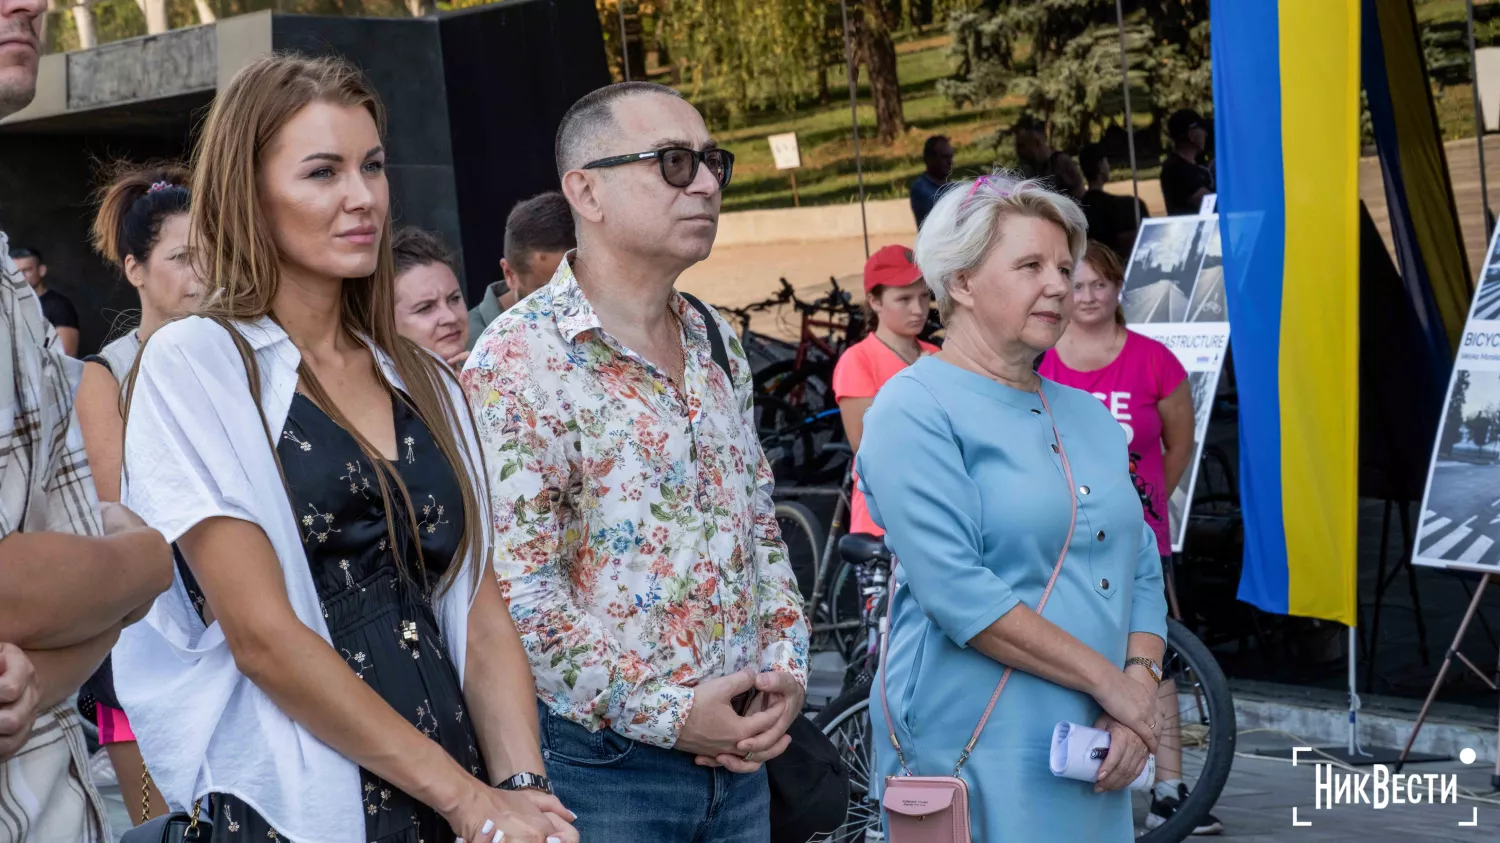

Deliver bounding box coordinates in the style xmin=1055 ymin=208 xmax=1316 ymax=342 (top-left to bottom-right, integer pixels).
xmin=753 ymin=278 xmax=864 ymax=427
xmin=812 ymin=537 xmax=1235 ymax=843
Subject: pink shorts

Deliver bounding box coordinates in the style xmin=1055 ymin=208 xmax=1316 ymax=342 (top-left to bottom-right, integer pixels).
xmin=95 ymin=703 xmax=136 ymax=744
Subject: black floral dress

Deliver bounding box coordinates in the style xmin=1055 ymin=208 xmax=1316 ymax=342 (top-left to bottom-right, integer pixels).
xmin=199 ymin=392 xmax=485 ymax=842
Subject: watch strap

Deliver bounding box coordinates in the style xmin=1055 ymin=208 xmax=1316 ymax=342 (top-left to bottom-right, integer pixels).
xmin=495 ymin=772 xmax=552 ymax=794
xmin=1125 ymin=656 xmax=1163 ymax=683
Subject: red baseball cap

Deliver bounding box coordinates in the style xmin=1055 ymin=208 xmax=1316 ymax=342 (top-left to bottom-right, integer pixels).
xmin=864 ymin=244 xmax=923 ymax=294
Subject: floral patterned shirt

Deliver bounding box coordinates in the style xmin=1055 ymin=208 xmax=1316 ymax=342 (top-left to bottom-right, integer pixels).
xmin=461 ymin=259 xmax=808 ymax=748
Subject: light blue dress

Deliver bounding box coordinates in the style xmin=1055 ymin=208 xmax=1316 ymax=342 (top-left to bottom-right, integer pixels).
xmin=859 ymin=357 xmax=1168 ymax=842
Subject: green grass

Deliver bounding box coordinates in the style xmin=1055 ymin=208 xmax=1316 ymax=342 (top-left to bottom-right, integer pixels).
xmin=690 ymin=33 xmax=1026 ymax=212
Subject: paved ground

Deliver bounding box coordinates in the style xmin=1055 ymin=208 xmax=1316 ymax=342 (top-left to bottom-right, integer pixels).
xmin=1203 ymin=731 xmax=1497 ymax=842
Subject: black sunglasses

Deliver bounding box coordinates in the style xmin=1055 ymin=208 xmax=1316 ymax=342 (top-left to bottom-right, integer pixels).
xmin=583 ymin=146 xmax=735 ymax=189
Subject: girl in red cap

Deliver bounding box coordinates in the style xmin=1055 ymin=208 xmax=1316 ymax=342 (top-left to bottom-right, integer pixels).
xmin=831 ymin=244 xmax=939 ymax=536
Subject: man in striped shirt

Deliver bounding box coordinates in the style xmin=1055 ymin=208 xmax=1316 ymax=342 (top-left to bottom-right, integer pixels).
xmin=0 ymin=1 xmax=174 ymax=838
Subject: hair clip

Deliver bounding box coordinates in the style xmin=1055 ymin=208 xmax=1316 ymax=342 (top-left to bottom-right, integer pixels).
xmin=147 ymin=181 xmax=173 ymax=194
xmin=960 ymin=175 xmax=1010 ymax=209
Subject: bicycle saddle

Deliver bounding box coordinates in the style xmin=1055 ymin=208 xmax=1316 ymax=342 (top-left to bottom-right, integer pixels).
xmin=838 ymin=532 xmax=892 ymax=566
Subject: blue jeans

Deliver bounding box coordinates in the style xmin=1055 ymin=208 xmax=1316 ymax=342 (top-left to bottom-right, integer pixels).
xmin=538 ymin=701 xmax=770 ymax=842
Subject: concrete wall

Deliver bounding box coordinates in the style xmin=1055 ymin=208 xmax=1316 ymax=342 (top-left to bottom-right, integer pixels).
xmin=711 ymin=179 xmax=1167 ymax=248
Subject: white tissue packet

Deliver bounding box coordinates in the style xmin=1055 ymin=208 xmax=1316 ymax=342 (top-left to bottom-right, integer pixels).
xmin=1049 ymin=721 xmax=1156 ymax=791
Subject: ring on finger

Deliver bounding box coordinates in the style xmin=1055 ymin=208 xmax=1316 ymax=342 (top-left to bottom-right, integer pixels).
xmin=744 ymin=750 xmax=756 ymax=763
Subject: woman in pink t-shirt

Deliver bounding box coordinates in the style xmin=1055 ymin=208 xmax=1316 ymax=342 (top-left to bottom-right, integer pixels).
xmin=1040 ymin=241 xmax=1223 ymax=836
xmin=1039 ymin=241 xmax=1193 ymax=555
xmin=832 ymin=245 xmax=940 ymax=536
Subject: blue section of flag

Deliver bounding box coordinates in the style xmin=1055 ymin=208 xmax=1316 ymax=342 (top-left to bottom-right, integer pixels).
xmin=1212 ymin=0 xmax=1290 ymax=616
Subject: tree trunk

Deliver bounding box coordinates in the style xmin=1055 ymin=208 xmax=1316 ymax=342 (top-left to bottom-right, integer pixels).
xmin=143 ymin=0 xmax=167 ymax=34
xmin=857 ymin=0 xmax=905 ymax=142
xmin=405 ymin=0 xmax=434 ymax=17
xmin=194 ymin=0 xmax=215 ymax=23
xmin=71 ymin=0 xmax=95 ymax=49
xmin=39 ymin=0 xmax=58 ymax=53
xmin=818 ymin=61 xmax=830 ymax=105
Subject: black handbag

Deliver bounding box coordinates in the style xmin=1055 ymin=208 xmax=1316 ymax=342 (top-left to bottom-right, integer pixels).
xmin=768 ymin=715 xmax=850 ymax=843
xmin=119 ymin=807 xmax=206 ymax=843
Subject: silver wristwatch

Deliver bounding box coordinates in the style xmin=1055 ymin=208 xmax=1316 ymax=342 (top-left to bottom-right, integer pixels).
xmin=496 ymin=772 xmax=553 ymax=795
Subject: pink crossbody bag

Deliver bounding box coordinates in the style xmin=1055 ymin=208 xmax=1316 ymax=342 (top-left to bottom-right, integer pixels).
xmin=878 ymin=388 xmax=1079 ymax=843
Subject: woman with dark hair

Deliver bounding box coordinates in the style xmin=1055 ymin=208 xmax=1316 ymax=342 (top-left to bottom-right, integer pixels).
xmin=114 ymin=54 xmax=575 ymax=843
xmin=74 ymin=163 xmax=200 ymax=823
xmin=392 ymin=226 xmax=470 ymax=369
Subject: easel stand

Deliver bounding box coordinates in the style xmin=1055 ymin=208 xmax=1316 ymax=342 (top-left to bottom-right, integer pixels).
xmin=1396 ymin=572 xmax=1500 ymax=786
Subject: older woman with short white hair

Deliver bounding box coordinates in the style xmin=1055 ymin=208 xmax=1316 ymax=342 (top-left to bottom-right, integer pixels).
xmin=860 ymin=174 xmax=1169 ymax=840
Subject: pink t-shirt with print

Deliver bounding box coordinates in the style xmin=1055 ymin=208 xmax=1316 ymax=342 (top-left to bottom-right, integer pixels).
xmin=833 ymin=334 xmax=941 ymax=536
xmin=1039 ymin=330 xmax=1187 ymax=555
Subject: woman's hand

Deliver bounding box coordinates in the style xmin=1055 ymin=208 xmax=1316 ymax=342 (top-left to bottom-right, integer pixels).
xmin=1093 ymin=713 xmax=1150 ymax=793
xmin=1092 ymin=670 xmax=1160 ymax=754
xmin=518 ymin=789 xmax=579 ymax=843
xmin=446 ymin=780 xmax=573 ymax=843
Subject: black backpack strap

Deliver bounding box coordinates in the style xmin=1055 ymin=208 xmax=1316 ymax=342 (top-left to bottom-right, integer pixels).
xmin=680 ymin=292 xmax=732 ymax=381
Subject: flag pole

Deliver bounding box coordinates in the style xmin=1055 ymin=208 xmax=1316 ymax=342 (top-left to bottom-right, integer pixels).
xmin=1115 ymin=0 xmax=1140 ymax=227
xmin=839 ymin=0 xmax=870 ymax=259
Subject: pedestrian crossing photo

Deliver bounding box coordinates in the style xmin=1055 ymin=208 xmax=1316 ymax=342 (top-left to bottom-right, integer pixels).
xmin=1471 ymin=273 xmax=1500 ymax=321
xmin=1417 ymin=368 xmax=1500 ymax=571
xmin=1417 ymin=507 xmax=1500 ymax=568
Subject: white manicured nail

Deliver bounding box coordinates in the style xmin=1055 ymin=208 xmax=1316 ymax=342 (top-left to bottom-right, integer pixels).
xmin=547 ymin=838 xmax=562 ymax=843
xmin=480 ymin=819 xmax=494 ymax=835
xmin=493 ymin=831 xmax=506 ymax=843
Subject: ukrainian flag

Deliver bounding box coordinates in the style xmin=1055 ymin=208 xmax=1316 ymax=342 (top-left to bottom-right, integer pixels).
xmin=1212 ymin=0 xmax=1359 ymax=626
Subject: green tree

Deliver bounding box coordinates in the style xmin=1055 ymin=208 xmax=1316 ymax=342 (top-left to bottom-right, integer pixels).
xmin=657 ymin=0 xmax=828 ymax=116
xmin=941 ymin=0 xmax=1210 ymax=154
xmin=1440 ymin=369 xmax=1471 ymax=456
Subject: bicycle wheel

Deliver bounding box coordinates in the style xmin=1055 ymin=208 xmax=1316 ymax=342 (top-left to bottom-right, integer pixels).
xmin=775 ymin=500 xmax=824 ymax=603
xmin=1135 ymin=617 xmax=1236 ymax=843
xmin=823 ymin=559 xmax=865 ymax=665
xmin=812 ymin=680 xmax=878 ymax=843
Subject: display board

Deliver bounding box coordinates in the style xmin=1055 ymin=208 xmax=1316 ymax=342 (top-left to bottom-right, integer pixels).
xmin=1415 ymin=226 xmax=1500 ymax=572
xmin=1120 ymin=215 xmax=1231 ymax=552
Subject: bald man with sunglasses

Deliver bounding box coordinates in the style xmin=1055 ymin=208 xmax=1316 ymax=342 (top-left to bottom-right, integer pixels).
xmin=460 ymin=82 xmax=808 ymax=842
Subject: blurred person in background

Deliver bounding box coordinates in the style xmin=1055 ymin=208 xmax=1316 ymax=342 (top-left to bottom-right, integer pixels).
xmin=393 ymin=226 xmax=470 ymax=368
xmin=832 ymin=245 xmax=938 ymax=538
xmin=74 ymin=163 xmax=202 ymax=826
xmin=10 ymin=245 xmax=80 ymax=356
xmin=466 ymin=191 xmax=576 ymax=349
xmin=1160 ymin=109 xmax=1215 ymax=216
xmin=1039 ymin=241 xmax=1222 ymax=836
xmin=909 ymin=135 xmax=954 ymax=227
xmin=1013 ymin=114 xmax=1054 ymax=181
xmin=1048 ymin=150 xmax=1087 ymax=200
xmin=1078 ymin=144 xmax=1149 ymax=258
xmin=0 ymin=1 xmax=176 ymax=838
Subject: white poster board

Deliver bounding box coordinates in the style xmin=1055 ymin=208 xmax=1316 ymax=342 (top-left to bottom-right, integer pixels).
xmin=1415 ymin=226 xmax=1500 ymax=572
xmin=768 ymin=132 xmax=801 ymax=170
xmin=1120 ymin=215 xmax=1230 ymax=552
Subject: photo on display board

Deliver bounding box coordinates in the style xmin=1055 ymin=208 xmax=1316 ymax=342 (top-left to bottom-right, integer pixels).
xmin=1166 ymin=369 xmax=1218 ymax=542
xmin=1186 ymin=227 xmax=1226 ymax=323
xmin=1472 ymin=245 xmax=1500 ymax=321
xmin=1121 ymin=217 xmax=1213 ymax=324
xmin=1415 ymin=367 xmax=1500 ymax=570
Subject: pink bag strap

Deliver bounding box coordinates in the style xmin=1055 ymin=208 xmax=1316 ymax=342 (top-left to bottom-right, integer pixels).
xmin=879 ymin=386 xmax=1079 ymax=778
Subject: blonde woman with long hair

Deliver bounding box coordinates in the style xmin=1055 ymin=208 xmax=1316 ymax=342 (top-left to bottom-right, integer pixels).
xmin=113 ymin=54 xmax=576 ymax=843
